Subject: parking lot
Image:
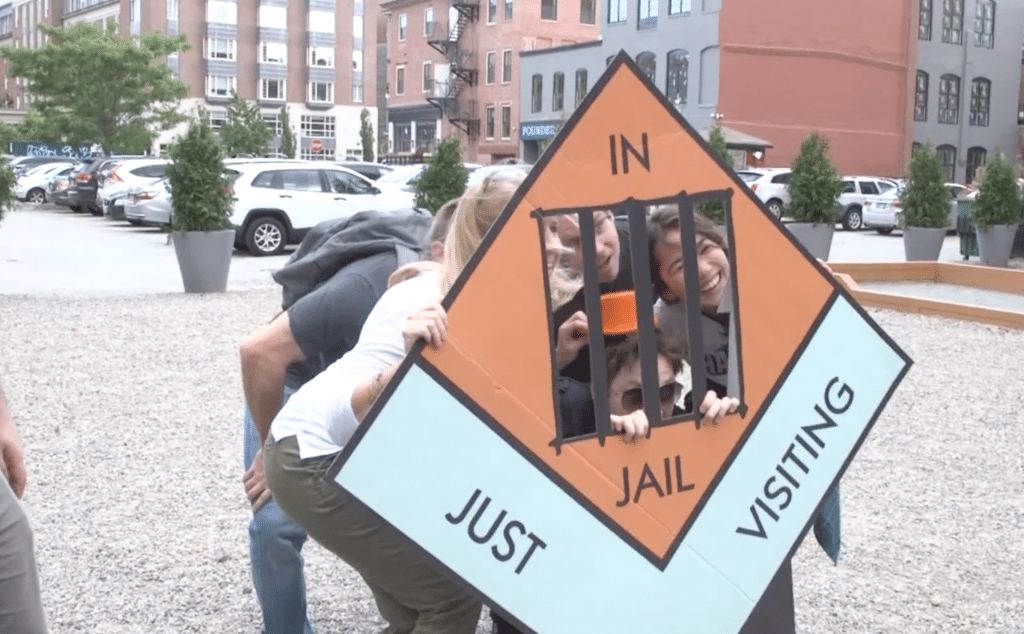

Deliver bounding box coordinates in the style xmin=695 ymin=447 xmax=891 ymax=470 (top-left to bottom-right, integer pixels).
xmin=0 ymin=202 xmax=974 ymax=297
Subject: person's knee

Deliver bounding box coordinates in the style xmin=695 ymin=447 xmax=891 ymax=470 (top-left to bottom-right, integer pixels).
xmin=249 ymin=501 xmax=306 ymax=550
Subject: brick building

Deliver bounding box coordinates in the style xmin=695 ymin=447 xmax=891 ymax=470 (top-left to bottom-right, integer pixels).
xmin=381 ymin=0 xmax=599 ymax=164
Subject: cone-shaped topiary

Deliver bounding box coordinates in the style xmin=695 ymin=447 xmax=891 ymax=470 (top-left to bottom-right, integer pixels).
xmin=415 ymin=135 xmax=468 ymax=214
xmin=786 ymin=131 xmax=844 ymax=224
xmin=700 ymin=125 xmax=733 ymax=223
xmin=166 ymin=116 xmax=234 ymax=232
xmin=900 ymin=142 xmax=950 ymax=228
xmin=971 ymin=152 xmax=1022 ymax=230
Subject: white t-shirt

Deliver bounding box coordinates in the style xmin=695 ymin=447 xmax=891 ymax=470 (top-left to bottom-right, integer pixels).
xmin=270 ymin=270 xmax=442 ymax=459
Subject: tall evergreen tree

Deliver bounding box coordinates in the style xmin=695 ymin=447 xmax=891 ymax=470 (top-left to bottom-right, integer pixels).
xmin=359 ymin=109 xmax=375 ymax=162
xmin=700 ymin=125 xmax=734 ymax=223
xmin=280 ymin=104 xmax=296 ymax=159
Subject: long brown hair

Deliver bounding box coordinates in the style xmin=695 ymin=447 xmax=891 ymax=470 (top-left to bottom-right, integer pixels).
xmin=647 ymin=206 xmax=728 ymax=298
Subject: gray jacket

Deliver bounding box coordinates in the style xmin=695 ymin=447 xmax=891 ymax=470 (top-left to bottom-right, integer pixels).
xmin=272 ymin=208 xmax=434 ymax=310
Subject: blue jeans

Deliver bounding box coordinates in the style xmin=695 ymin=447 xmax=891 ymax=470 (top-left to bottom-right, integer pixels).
xmin=243 ymin=386 xmax=316 ymax=634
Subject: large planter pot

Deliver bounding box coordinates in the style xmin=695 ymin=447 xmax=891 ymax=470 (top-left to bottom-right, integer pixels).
xmin=975 ymin=223 xmax=1020 ymax=267
xmin=171 ymin=229 xmax=235 ymax=293
xmin=785 ymin=222 xmax=835 ymax=261
xmin=902 ymin=226 xmax=946 ymax=261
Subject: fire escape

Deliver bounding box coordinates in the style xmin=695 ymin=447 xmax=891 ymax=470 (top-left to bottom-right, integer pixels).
xmin=426 ymin=0 xmax=480 ymax=139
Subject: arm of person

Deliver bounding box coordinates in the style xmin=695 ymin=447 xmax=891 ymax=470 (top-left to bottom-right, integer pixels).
xmin=239 ymin=313 xmax=306 ymax=446
xmin=0 ymin=380 xmax=27 ymax=499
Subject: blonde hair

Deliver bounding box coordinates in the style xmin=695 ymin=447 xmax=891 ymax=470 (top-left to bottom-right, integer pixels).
xmin=441 ymin=167 xmax=528 ymax=291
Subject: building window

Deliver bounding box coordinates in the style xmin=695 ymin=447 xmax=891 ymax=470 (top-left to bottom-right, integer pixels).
xmin=541 ymin=0 xmax=557 ymax=20
xmin=938 ymin=74 xmax=960 ymax=124
xmin=205 ymin=38 xmax=236 ymax=61
xmin=501 ymin=104 xmax=511 ymax=139
xmin=914 ymin=71 xmax=928 ymax=121
xmin=505 ymin=0 xmax=513 ymax=19
xmin=942 ymin=0 xmax=964 ymax=44
xmin=0 ymin=15 xmax=11 ymax=37
xmin=669 ymin=0 xmax=691 ymax=14
xmin=970 ymin=77 xmax=990 ymax=126
xmin=261 ymin=42 xmax=286 ymax=64
xmin=937 ymin=144 xmax=957 ymax=181
xmin=308 ymin=82 xmax=334 ymax=103
xmin=206 ymin=1 xmax=236 ymax=25
xmin=488 ymin=0 xmax=497 ymax=22
xmin=167 ymin=0 xmax=179 ymax=19
xmin=261 ymin=79 xmax=285 ymax=100
xmin=486 ymin=51 xmax=496 ymax=84
xmin=531 ymin=73 xmax=543 ymax=112
xmin=300 ymin=147 xmax=335 ymax=161
xmin=308 ymin=10 xmax=334 ymax=33
xmin=398 ymin=14 xmax=407 ymax=40
xmin=608 ymin=0 xmax=626 ymax=22
xmin=919 ymin=0 xmax=932 ymax=40
xmin=580 ymin=0 xmax=595 ymax=23
xmin=263 ymin=113 xmax=282 ymax=136
xmin=665 ymin=49 xmax=688 ymax=105
xmin=638 ymin=0 xmax=657 ymax=29
xmin=416 ymin=121 xmax=437 ymax=152
xmin=423 ymin=62 xmax=433 ymax=92
xmin=965 ymin=146 xmax=986 ymax=183
xmin=206 ymin=75 xmax=235 ymax=98
xmin=552 ymin=71 xmax=565 ymax=111
xmin=207 ymin=110 xmax=227 ymax=131
xmin=486 ymin=105 xmax=495 ymax=139
xmin=974 ymin=0 xmax=994 ymax=48
xmin=258 ymin=5 xmax=285 ymax=27
xmin=636 ymin=51 xmax=656 ymax=83
xmin=309 ymin=46 xmax=334 ymax=67
xmin=502 ymin=49 xmax=512 ymax=83
xmin=395 ymin=123 xmax=412 ymax=152
xmin=300 ymin=115 xmax=336 ymax=138
xmin=396 ymin=66 xmax=405 ymax=94
xmin=575 ymin=69 xmax=588 ymax=106
xmin=424 ymin=7 xmax=433 ymax=35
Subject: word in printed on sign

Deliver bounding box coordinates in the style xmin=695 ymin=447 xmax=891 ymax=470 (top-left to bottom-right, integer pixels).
xmin=332 ymin=50 xmax=912 ymax=634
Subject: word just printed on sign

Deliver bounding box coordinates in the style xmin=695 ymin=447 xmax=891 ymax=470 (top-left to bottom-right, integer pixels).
xmin=333 ymin=49 xmax=913 ymax=634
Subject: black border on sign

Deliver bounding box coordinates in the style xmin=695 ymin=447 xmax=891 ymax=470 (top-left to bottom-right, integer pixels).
xmin=326 ymin=49 xmax=916 ymax=633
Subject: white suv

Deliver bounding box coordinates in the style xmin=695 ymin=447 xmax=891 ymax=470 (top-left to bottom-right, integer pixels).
xmin=737 ymin=168 xmax=791 ymax=218
xmin=226 ymin=161 xmax=416 ymax=256
xmin=836 ymin=176 xmax=900 ymax=231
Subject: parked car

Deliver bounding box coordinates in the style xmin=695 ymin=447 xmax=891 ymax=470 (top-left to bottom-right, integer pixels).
xmin=46 ymin=166 xmax=79 ymax=207
xmin=14 ymin=161 xmax=77 ymax=203
xmin=736 ymin=168 xmax=792 ymax=217
xmin=862 ymin=182 xmax=967 ymax=234
xmin=96 ymin=158 xmax=169 ymax=217
xmin=124 ymin=178 xmax=172 ymax=227
xmin=226 ymin=161 xmax=417 ymax=256
xmin=75 ymin=155 xmax=146 ymax=215
xmin=333 ymin=161 xmax=394 ymax=181
xmin=374 ymin=162 xmax=484 ymax=193
xmin=466 ymin=162 xmax=532 ymax=188
xmin=9 ymin=156 xmax=79 ymax=177
xmin=835 ymin=176 xmax=900 ymax=231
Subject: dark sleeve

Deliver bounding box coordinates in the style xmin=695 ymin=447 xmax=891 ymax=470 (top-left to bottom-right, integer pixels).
xmin=681 ymin=380 xmax=727 ymax=413
xmin=557 ymin=377 xmax=597 ymax=440
xmin=286 ymin=272 xmax=381 ymax=362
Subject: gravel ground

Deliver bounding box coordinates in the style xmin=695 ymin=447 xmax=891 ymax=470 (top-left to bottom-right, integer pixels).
xmin=1 ymin=289 xmax=1022 ymax=634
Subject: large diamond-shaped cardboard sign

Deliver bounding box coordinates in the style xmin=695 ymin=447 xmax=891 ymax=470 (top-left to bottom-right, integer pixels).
xmin=333 ymin=51 xmax=912 ymax=633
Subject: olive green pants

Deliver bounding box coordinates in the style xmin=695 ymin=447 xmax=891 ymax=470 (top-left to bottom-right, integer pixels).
xmin=265 ymin=435 xmax=481 ymax=634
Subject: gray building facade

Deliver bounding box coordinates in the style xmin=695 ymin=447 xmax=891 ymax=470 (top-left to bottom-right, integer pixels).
xmin=519 ymin=0 xmax=721 ymax=162
xmin=913 ymin=0 xmax=1022 ymax=184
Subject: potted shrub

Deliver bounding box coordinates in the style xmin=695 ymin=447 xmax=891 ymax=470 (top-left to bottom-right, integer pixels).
xmin=970 ymin=152 xmax=1022 ymax=267
xmin=166 ymin=117 xmax=235 ymax=293
xmin=784 ymin=131 xmax=845 ymax=261
xmin=900 ymin=142 xmax=950 ymax=261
